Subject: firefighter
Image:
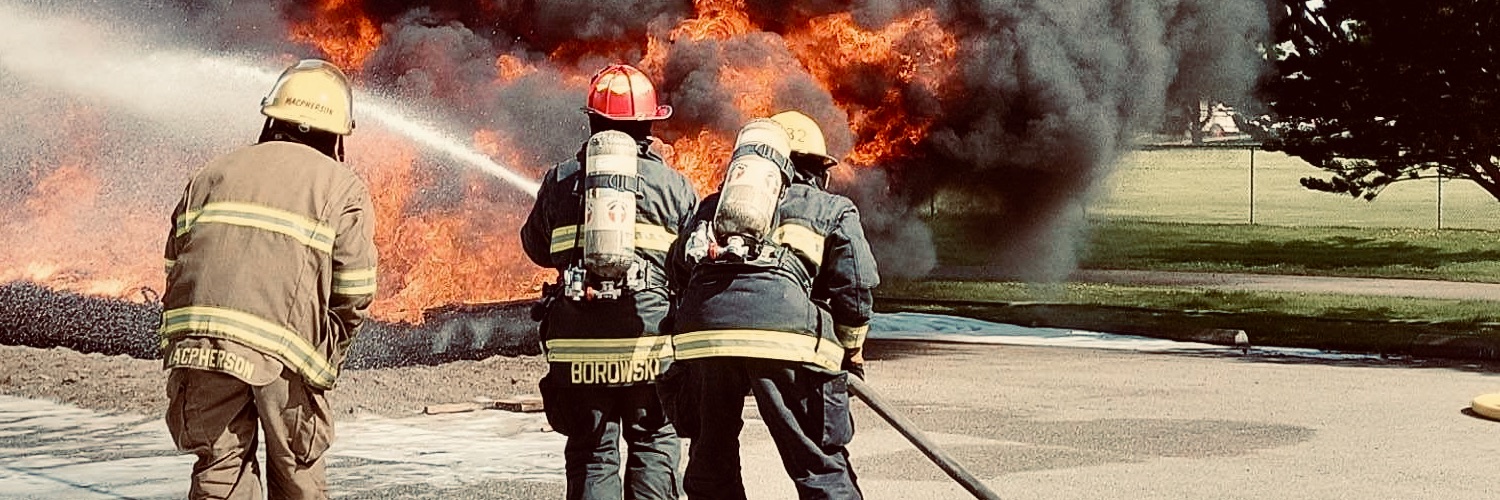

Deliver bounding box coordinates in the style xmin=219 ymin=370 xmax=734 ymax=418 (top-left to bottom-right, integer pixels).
xmin=520 ymin=63 xmax=698 ymax=500
xmin=159 ymin=59 xmax=376 ymax=500
xmin=664 ymin=110 xmax=880 ymax=500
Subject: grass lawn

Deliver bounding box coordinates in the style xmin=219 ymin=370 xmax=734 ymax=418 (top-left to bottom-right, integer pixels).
xmin=1092 ymin=148 xmax=1500 ymax=230
xmin=880 ymin=280 xmax=1500 ymax=324
xmin=901 ymin=148 xmax=1500 ymax=354
xmin=1087 ymin=220 xmax=1500 ymax=282
xmin=930 ymin=147 xmax=1500 ymax=281
xmin=930 ymin=218 xmax=1500 ymax=283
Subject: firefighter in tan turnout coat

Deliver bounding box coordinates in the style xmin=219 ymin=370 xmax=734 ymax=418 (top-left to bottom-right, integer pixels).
xmin=159 ymin=59 xmax=377 ymax=500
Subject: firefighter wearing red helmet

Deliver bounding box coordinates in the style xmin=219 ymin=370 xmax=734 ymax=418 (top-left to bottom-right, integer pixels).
xmin=584 ymin=64 xmax=674 ymax=120
xmin=521 ymin=63 xmax=698 ymax=500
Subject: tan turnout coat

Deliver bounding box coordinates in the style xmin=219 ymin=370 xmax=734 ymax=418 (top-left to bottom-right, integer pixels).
xmin=160 ymin=141 xmax=377 ymax=389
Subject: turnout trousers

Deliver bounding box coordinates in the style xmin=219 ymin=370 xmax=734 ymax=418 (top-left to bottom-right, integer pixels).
xmin=671 ymin=357 xmax=860 ymax=500
xmin=540 ymin=375 xmax=682 ymax=500
xmin=165 ymin=368 xmax=332 ymax=500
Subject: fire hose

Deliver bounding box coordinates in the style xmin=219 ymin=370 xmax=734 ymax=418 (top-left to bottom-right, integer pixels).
xmin=847 ymin=376 xmax=1003 ymax=500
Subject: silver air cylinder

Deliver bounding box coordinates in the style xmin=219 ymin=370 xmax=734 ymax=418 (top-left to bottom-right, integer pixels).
xmin=713 ymin=119 xmax=792 ymax=246
xmin=582 ymin=130 xmax=639 ymax=279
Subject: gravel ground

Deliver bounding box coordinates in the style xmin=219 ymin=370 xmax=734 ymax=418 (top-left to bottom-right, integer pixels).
xmin=7 ymin=266 xmax=1497 ymax=420
xmin=0 ymin=344 xmax=550 ymax=419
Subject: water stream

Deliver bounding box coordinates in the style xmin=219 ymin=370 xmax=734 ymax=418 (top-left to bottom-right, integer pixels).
xmin=0 ymin=1 xmax=540 ymax=197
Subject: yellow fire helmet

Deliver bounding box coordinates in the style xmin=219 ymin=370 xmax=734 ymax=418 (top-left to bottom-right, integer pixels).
xmin=770 ymin=111 xmax=838 ymax=169
xmin=260 ymin=59 xmax=355 ymax=136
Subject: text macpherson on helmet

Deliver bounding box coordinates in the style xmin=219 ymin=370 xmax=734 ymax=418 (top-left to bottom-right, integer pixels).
xmin=261 ymin=59 xmax=355 ymax=135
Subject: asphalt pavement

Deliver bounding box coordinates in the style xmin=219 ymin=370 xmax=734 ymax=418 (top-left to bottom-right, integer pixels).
xmin=840 ymin=340 xmax=1500 ymax=499
xmin=5 ymin=339 xmax=1498 ymax=499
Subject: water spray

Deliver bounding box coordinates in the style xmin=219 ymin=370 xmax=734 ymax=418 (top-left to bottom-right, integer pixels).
xmin=0 ymin=1 xmax=540 ymax=198
xmin=360 ymin=100 xmax=540 ymax=197
xmin=215 ymin=63 xmax=543 ymax=197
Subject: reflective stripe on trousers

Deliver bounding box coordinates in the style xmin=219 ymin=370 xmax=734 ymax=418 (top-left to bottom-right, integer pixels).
xmin=672 ymin=329 xmax=843 ymax=372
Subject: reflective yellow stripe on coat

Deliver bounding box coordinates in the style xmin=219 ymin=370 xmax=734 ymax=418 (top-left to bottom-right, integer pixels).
xmin=332 ymin=267 xmax=377 ymax=296
xmin=176 ymin=202 xmax=336 ymax=254
xmin=544 ymin=336 xmax=674 ymax=363
xmin=673 ymin=330 xmax=844 ymax=372
xmin=549 ymin=224 xmax=676 ymax=254
xmin=772 ymin=223 xmax=825 ymax=266
xmin=159 ymin=306 xmax=338 ymax=389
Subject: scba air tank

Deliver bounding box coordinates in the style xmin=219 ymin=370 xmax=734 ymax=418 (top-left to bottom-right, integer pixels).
xmin=713 ymin=119 xmax=792 ymax=251
xmin=582 ymin=130 xmax=639 ymax=279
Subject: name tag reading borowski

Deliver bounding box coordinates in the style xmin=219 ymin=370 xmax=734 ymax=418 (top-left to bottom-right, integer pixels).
xmin=570 ymin=358 xmax=661 ymax=384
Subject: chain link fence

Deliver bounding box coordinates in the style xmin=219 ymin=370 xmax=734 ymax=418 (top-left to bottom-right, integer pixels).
xmin=1085 ymin=145 xmax=1498 ymax=231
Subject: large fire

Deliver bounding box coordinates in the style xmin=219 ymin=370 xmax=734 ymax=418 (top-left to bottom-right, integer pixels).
xmin=641 ymin=1 xmax=959 ymax=191
xmin=2 ymin=104 xmax=160 ymax=300
xmin=7 ymin=0 xmax=960 ymax=323
xmin=286 ymin=0 xmax=382 ymax=72
xmin=785 ymin=10 xmax=959 ymax=166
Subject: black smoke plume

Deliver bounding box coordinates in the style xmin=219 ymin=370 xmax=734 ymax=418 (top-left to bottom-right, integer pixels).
xmin=25 ymin=0 xmax=1270 ymax=284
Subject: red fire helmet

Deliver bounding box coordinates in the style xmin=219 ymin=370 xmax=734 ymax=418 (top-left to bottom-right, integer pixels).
xmin=584 ymin=64 xmax=673 ymax=121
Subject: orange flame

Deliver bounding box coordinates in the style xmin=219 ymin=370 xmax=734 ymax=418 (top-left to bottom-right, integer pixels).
xmin=658 ymin=130 xmax=735 ymax=194
xmin=495 ymin=54 xmax=538 ymax=84
xmin=786 ymin=10 xmax=959 ymax=165
xmin=1 ymin=106 xmax=160 ymax=299
xmin=287 ymin=0 xmax=383 ymax=71
xmin=8 ymin=1 xmax=969 ymax=324
xmin=673 ymin=0 xmax=756 ymax=42
xmin=639 ymin=0 xmax=775 ymax=193
xmin=352 ymin=131 xmax=549 ymax=323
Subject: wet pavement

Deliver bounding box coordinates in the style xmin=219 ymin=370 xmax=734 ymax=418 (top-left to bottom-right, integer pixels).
xmin=0 ymin=396 xmax=564 ymax=499
xmin=5 ymin=333 xmax=1499 ymax=499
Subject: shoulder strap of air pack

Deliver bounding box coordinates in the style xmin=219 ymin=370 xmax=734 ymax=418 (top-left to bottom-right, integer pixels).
xmin=585 ymin=173 xmax=641 ymax=193
xmin=730 ymin=142 xmax=796 ymax=188
xmin=556 ymin=161 xmax=580 ymax=183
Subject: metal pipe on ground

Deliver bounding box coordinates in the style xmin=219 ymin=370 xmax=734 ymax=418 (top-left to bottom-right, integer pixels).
xmin=847 ymin=376 xmax=1002 ymax=500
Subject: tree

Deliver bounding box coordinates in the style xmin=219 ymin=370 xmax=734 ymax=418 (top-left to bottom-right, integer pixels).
xmin=1261 ymin=0 xmax=1500 ymax=201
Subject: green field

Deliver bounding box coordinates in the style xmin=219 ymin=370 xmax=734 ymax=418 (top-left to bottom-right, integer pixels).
xmin=882 ymin=280 xmax=1500 ymax=324
xmin=929 ymin=148 xmax=1500 ymax=281
xmin=1084 ymin=148 xmax=1500 ymax=281
xmin=1091 ymin=148 xmax=1499 ymax=230
xmin=1081 ymin=221 xmax=1500 ymax=282
xmin=896 ymin=147 xmax=1500 ymax=354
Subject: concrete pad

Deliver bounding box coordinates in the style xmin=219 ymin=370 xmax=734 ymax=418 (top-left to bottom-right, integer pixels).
xmin=4 ymin=340 xmax=1499 ymax=498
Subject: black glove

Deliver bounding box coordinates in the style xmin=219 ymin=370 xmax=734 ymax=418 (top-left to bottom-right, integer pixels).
xmin=530 ymin=283 xmax=558 ymax=321
xmin=841 ymin=347 xmax=865 ymax=381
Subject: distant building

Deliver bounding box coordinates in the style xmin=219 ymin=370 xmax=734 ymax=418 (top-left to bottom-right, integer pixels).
xmin=1201 ymin=101 xmax=1241 ymax=136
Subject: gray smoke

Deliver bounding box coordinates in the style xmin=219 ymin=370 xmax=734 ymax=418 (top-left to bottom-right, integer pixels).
xmin=5 ymin=0 xmax=1270 ymax=289
xmin=889 ymin=0 xmax=1268 ymax=280
xmin=528 ymin=0 xmax=691 ymax=49
xmin=366 ymin=9 xmax=500 ymax=116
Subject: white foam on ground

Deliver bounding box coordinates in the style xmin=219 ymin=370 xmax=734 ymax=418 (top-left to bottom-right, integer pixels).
xmin=0 ymin=395 xmax=564 ymax=498
xmin=869 ymin=312 xmax=1383 ymax=361
xmin=0 ymin=314 xmax=1387 ymax=497
xmin=332 ymin=411 xmax=562 ymax=489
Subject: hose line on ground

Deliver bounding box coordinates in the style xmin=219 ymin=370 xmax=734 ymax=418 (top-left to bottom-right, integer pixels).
xmin=848 ymin=375 xmax=1003 ymax=500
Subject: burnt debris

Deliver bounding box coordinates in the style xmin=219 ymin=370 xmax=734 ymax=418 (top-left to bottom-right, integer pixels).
xmin=0 ymin=281 xmax=541 ymax=369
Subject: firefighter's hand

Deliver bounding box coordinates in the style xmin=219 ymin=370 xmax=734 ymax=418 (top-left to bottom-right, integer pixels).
xmin=842 ymin=347 xmax=865 ymax=380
